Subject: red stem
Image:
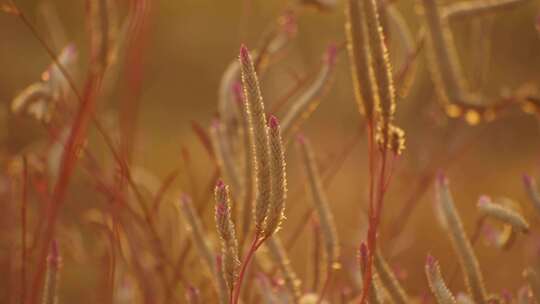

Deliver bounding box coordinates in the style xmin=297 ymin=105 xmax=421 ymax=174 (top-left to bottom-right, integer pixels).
xmin=360 ymin=121 xmax=376 ymax=304
xmin=232 ymin=236 xmax=267 ymax=304
xmin=21 ymin=156 xmax=28 ymax=304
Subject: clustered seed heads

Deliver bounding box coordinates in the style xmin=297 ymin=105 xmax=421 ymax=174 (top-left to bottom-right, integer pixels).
xmin=421 ymin=0 xmax=529 ymax=124
xmin=345 ymin=0 xmax=406 ymax=153
xmin=239 ymin=45 xmax=273 ymax=236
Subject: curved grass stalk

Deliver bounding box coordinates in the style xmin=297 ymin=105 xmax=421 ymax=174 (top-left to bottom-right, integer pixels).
xmin=297 ymin=135 xmax=340 ymax=273
xmin=374 ymin=250 xmax=409 ymax=304
xmin=443 ymin=0 xmax=530 ymax=21
xmin=280 ymin=45 xmax=338 ymax=139
xmin=421 ymin=0 xmax=472 ymax=105
xmin=477 ymin=196 xmax=529 ymax=233
xmin=435 ymin=174 xmax=488 ymax=303
xmin=210 ymin=120 xmax=242 ymax=194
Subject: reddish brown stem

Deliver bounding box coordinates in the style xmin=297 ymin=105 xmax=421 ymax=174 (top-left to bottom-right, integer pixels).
xmin=232 ymin=236 xmax=267 ymax=304
xmin=360 ymin=121 xmax=376 ymax=304
xmin=21 ymin=156 xmax=28 ymax=304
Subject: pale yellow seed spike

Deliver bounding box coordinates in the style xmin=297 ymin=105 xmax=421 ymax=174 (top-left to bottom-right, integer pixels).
xmin=425 ymin=255 xmax=457 ymax=304
xmin=421 ymin=0 xmax=470 ymax=104
xmin=477 ymin=196 xmax=529 ymax=233
xmin=436 ymin=174 xmax=488 ymax=303
xmin=239 ymin=45 xmax=272 ymax=236
xmin=345 ymin=0 xmax=378 ymax=122
xmin=363 ymin=0 xmax=396 ymax=138
xmin=388 ymin=124 xmax=406 ymax=155
xmin=265 ymin=116 xmax=287 ymax=237
xmin=232 ymin=83 xmax=255 ymax=245
xmin=214 ymin=181 xmax=240 ymax=293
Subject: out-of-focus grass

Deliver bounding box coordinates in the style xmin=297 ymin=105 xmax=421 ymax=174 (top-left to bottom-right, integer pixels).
xmin=1 ymin=0 xmax=540 ymax=303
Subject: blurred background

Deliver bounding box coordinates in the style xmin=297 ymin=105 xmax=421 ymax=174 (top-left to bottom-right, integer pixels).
xmin=1 ymin=0 xmax=540 ymax=302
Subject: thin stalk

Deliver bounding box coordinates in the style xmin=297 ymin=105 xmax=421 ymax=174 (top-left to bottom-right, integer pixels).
xmin=21 ymin=156 xmax=28 ymax=304
xmin=360 ymin=121 xmax=376 ymax=304
xmin=232 ymin=236 xmax=267 ymax=304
